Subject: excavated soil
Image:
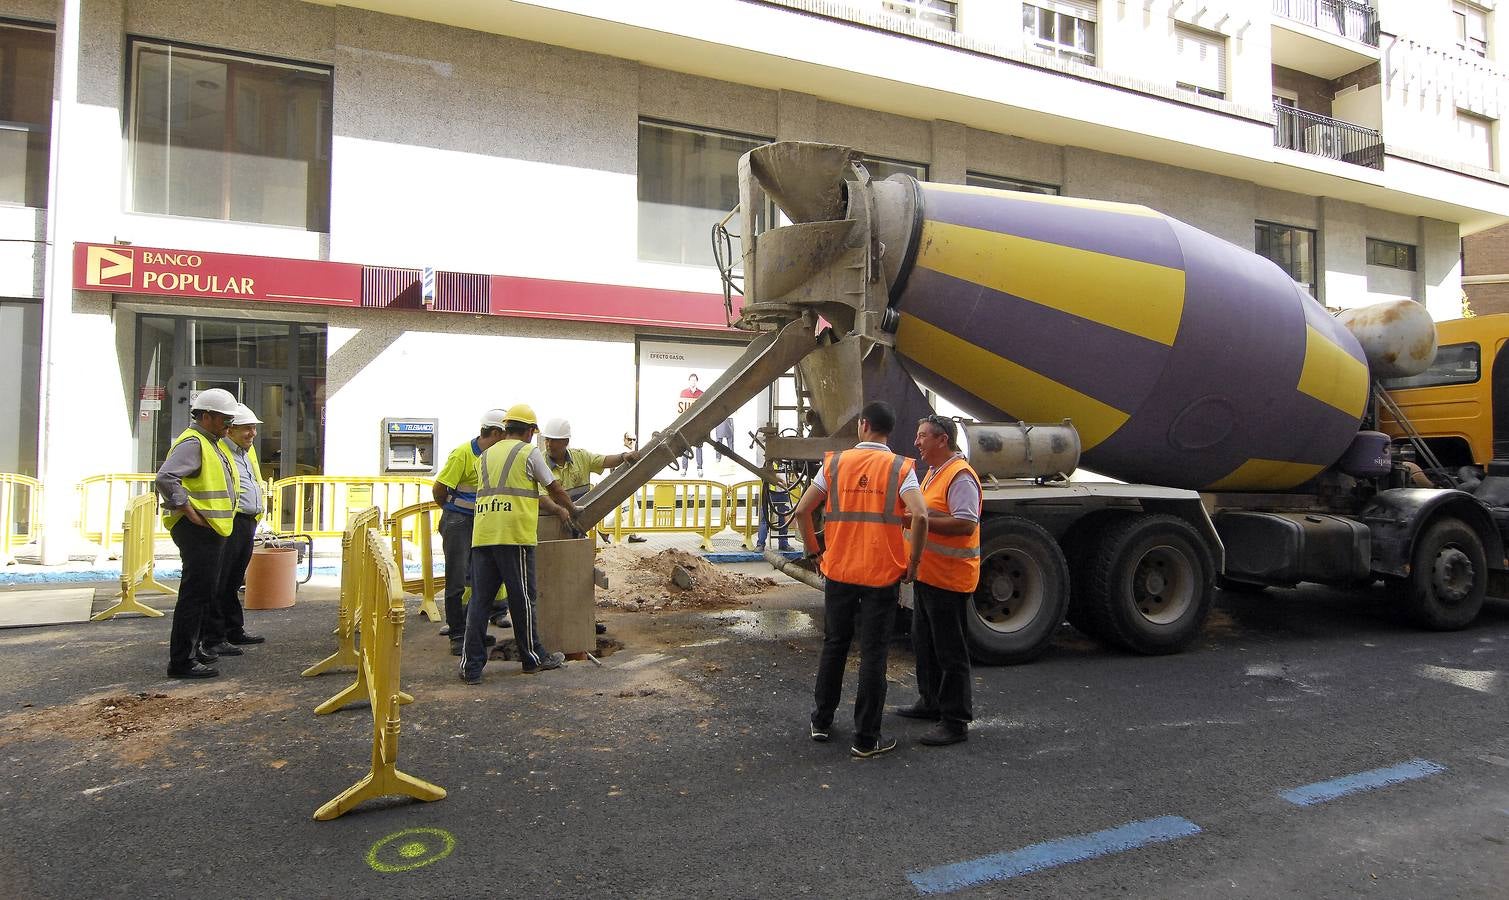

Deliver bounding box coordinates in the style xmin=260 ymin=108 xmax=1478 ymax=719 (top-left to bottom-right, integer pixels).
xmin=596 ymin=546 xmax=775 ymax=611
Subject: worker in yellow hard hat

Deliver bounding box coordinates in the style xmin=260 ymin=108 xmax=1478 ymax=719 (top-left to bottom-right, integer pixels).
xmin=460 ymin=403 xmax=581 ymax=683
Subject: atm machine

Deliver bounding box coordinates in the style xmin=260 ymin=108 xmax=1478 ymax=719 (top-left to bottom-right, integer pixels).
xmin=380 ymin=418 xmax=439 ymax=473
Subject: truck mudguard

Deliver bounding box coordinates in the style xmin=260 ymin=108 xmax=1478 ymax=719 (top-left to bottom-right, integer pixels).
xmin=1359 ymin=488 xmax=1505 ymax=577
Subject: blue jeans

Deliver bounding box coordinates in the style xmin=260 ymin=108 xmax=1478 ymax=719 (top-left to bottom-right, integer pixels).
xmin=812 ymin=578 xmax=899 ymax=749
xmin=462 ymin=544 xmax=547 ymax=678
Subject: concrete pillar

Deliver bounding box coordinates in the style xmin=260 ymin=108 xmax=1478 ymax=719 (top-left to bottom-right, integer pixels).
xmin=1419 ymin=216 xmax=1464 ymax=320
xmin=1318 ymin=197 xmax=1368 ymax=310
xmin=930 ymin=120 xmax=966 ymax=184
xmin=776 ymin=90 xmax=818 ymax=142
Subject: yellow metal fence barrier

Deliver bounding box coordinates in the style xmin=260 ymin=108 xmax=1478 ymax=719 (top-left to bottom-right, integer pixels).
xmin=302 ymin=506 xmax=381 ymax=683
xmin=1 ymin=473 xmax=41 ymax=565
xmin=269 ymin=476 xmax=433 ymax=539
xmin=92 ymin=494 xmax=176 ymax=621
xmin=388 ymin=501 xmax=444 ymax=623
xmin=314 ymin=528 xmax=445 ymax=820
xmin=77 ymin=473 xmax=156 ymax=561
xmin=603 ymin=479 xmax=730 ymax=550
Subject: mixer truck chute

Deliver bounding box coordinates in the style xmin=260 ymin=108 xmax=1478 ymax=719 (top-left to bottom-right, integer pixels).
xmin=573 ymin=141 xmax=1506 ymax=663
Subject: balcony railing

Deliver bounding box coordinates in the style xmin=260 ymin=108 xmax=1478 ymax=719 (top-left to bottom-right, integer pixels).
xmin=1274 ymin=104 xmax=1383 ymax=169
xmin=1273 ymin=0 xmax=1380 ymax=48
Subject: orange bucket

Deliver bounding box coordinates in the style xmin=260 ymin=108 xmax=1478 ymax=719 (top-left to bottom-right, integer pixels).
xmin=244 ymin=547 xmax=298 ymax=609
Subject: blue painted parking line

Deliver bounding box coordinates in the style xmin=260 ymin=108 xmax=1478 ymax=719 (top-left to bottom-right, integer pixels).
xmin=907 ymin=815 xmax=1202 ymax=895
xmin=1280 ymin=759 xmax=1445 ymax=807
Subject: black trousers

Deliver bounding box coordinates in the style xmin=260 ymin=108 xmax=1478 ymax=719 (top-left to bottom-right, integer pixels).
xmin=168 ymin=518 xmax=226 ymax=670
xmin=913 ymin=581 xmax=974 ymax=731
xmin=462 ymin=544 xmax=545 ymax=677
xmin=812 ymin=577 xmax=898 ymax=748
xmin=438 ymin=510 xmax=474 ymax=635
xmin=203 ymin=513 xmax=257 ymax=645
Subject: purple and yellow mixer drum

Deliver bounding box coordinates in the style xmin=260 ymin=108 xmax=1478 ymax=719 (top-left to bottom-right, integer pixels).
xmin=887 ymin=180 xmax=1370 ymax=492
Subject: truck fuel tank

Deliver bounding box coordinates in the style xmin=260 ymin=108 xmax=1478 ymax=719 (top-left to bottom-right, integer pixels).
xmin=959 ymin=420 xmax=1081 ymax=481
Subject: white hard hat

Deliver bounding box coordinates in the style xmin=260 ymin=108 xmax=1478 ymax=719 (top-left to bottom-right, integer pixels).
xmin=480 ymin=408 xmax=508 ymax=429
xmin=191 ymin=388 xmax=240 ymax=416
xmin=540 ymin=417 xmax=572 ymax=440
xmin=229 ymin=403 xmax=262 ymax=426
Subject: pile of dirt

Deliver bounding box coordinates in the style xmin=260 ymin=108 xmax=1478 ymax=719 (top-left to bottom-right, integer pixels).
xmin=596 ymin=546 xmax=775 ymax=611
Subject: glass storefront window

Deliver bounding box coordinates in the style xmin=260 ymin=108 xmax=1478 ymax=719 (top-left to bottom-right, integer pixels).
xmin=0 ymin=22 xmax=55 ymax=207
xmin=0 ymin=299 xmax=42 ymax=474
xmin=637 ymin=120 xmax=769 ymax=265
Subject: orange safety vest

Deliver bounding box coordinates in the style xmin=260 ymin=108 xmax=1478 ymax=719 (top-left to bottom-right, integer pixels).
xmin=819 ymin=447 xmax=915 ymax=588
xmin=916 ymin=455 xmax=982 ymax=593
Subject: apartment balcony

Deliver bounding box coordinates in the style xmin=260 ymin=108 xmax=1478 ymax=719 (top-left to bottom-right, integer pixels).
xmin=1272 ymin=0 xmax=1381 ymax=79
xmin=1274 ymin=104 xmax=1383 ymax=170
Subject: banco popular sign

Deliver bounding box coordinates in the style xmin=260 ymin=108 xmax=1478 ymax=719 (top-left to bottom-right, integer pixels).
xmin=74 ymin=243 xmax=362 ymax=307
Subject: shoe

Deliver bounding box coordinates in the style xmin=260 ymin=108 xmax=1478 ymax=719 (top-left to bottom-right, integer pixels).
xmin=459 ymin=670 xmax=482 ymax=685
xmin=450 ymin=639 xmax=463 ymax=657
xmin=850 ymin=737 xmax=898 ymax=759
xmin=627 ymin=534 xmax=647 ymax=543
xmin=227 ymin=632 xmax=265 ymax=645
xmin=168 ymin=663 xmax=219 ymax=679
xmin=438 ymin=625 xmax=451 ymax=636
xmin=205 ymin=641 xmax=244 ymax=657
xmin=892 ymin=702 xmax=941 ymax=721
xmin=810 ymin=722 xmax=831 ymax=743
xmin=595 ymin=622 xmax=608 ymax=635
xmin=919 ymin=724 xmax=968 ymax=746
xmin=491 ymin=613 xmax=512 ymax=629
xmin=523 ymin=651 xmax=566 ymax=674
xmin=194 ymin=644 xmax=219 ymax=663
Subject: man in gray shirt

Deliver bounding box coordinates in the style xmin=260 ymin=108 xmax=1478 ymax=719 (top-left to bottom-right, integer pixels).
xmin=203 ymin=404 xmax=268 ymax=656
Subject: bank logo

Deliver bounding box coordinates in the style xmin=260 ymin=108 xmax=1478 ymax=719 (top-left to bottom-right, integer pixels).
xmin=86 ymin=246 xmax=135 ymax=288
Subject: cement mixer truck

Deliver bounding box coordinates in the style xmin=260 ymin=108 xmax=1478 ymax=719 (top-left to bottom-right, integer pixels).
xmin=570 ymin=141 xmax=1505 ymax=665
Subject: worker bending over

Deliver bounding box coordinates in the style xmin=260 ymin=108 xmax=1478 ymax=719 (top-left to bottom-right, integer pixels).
xmin=433 ymin=409 xmax=510 ymax=655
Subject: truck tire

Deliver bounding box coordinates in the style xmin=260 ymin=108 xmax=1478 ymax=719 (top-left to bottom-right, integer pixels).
xmin=1078 ymin=513 xmax=1215 ymax=655
xmin=1061 ymin=511 xmax=1127 ymax=639
xmin=966 ymin=516 xmax=1070 ymax=665
xmin=1391 ymin=516 xmax=1487 ymax=630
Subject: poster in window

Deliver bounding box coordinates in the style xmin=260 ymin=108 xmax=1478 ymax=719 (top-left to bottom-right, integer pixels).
xmin=636 ymin=338 xmax=771 ymax=482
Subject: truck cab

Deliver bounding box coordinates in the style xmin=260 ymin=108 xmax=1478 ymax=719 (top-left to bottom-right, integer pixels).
xmin=1379 ymin=313 xmax=1509 ymax=470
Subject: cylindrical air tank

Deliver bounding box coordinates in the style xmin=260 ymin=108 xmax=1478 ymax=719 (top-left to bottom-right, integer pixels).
xmin=886 ymin=180 xmax=1372 ymax=491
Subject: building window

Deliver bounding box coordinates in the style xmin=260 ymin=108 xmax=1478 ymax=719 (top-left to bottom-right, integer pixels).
xmin=1023 ymin=1 xmax=1097 ymax=65
xmin=1457 ymin=109 xmax=1495 ymax=170
xmin=637 ymin=120 xmax=768 ymax=265
xmin=966 ymin=172 xmax=1061 ymax=195
xmin=1174 ymin=24 xmax=1227 ymax=99
xmin=1255 ymin=221 xmax=1318 ymax=298
xmin=1367 ymin=238 xmax=1417 ymax=271
xmin=882 ymin=0 xmax=958 ymax=31
xmin=1454 ymin=1 xmax=1489 ymax=58
xmin=860 ymin=154 xmax=929 ymax=181
xmin=127 ymin=39 xmax=333 ymax=231
xmin=0 ymin=22 xmax=55 ymax=208
xmin=0 ymin=298 xmax=41 ymax=475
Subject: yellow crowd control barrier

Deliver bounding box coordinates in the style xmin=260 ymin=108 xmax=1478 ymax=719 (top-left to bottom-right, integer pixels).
xmin=302 ymin=506 xmax=381 ymax=683
xmin=726 ymin=480 xmax=804 ymax=550
xmin=77 ymin=473 xmax=156 ymax=562
xmin=269 ymin=475 xmax=432 ymax=539
xmin=603 ymin=479 xmax=730 ymax=550
xmin=92 ymin=494 xmax=176 ymax=621
xmin=314 ymin=528 xmax=445 ymax=820
xmin=388 ymin=501 xmax=444 ymax=624
xmin=1 ymin=473 xmax=42 ymax=566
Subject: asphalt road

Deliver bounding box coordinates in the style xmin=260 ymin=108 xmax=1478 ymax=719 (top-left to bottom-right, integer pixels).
xmin=0 ymin=576 xmax=1505 ymax=898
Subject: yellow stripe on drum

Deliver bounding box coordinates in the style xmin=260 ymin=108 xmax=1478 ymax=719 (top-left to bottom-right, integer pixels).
xmin=916 ymin=220 xmax=1185 ymax=346
xmin=1204 ymin=458 xmax=1327 ymax=491
xmin=1296 ymin=324 xmax=1370 ymax=420
xmin=896 ymin=315 xmax=1130 ymax=449
xmin=924 ymin=182 xmax=1165 ymax=219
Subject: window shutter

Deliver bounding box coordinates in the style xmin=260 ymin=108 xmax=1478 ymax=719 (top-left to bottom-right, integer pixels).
xmin=1175 ymin=24 xmax=1226 ymax=94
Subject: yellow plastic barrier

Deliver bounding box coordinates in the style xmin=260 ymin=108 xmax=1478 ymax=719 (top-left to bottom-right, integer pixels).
xmin=314 ymin=528 xmax=445 ymax=820
xmin=1 ymin=473 xmax=41 ymax=566
xmin=302 ymin=506 xmax=381 ymax=683
xmin=727 ymin=480 xmax=804 ymax=550
xmin=77 ymin=473 xmax=156 ymax=562
xmin=387 ymin=500 xmax=444 ymax=623
xmin=604 ymin=479 xmax=730 ymax=550
xmin=269 ymin=475 xmax=433 ymax=539
xmin=92 ymin=494 xmax=176 ymax=621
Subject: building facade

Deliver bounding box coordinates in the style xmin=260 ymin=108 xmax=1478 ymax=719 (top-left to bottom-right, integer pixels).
xmin=6 ymin=0 xmax=1509 ymax=559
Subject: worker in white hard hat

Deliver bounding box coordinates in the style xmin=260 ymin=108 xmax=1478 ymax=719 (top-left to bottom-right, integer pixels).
xmin=154 ymin=387 xmax=241 ymax=679
xmin=538 ymin=416 xmax=643 ymax=544
xmin=432 ymin=408 xmax=511 ymax=656
xmin=201 ymin=403 xmax=268 ymax=658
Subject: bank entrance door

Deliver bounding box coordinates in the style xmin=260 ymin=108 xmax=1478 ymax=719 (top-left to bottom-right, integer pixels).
xmin=171 ymin=370 xmax=296 ymax=481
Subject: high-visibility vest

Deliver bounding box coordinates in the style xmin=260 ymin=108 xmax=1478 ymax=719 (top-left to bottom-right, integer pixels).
xmin=916 ymin=454 xmax=982 ymax=593
xmin=217 ymin=439 xmax=266 ymax=522
xmin=162 ymin=428 xmax=237 ymax=537
xmin=472 ymin=439 xmax=541 ymax=547
xmin=819 ymin=447 xmax=914 ymax=588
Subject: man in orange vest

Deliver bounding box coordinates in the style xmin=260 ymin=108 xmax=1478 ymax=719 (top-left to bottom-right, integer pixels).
xmin=893 ymin=414 xmax=981 ymax=746
xmin=794 ymin=400 xmax=929 ymax=759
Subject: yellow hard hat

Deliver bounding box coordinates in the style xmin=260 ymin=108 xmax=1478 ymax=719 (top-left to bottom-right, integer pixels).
xmin=503 ymin=403 xmax=538 ymax=428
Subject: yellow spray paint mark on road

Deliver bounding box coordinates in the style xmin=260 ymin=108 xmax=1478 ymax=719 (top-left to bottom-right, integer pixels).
xmin=367 ymin=827 xmax=456 ymax=873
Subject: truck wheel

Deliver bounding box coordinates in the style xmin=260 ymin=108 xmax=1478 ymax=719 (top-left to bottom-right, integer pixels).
xmin=966 ymin=516 xmax=1070 ymax=665
xmin=1061 ymin=512 xmax=1125 ymax=639
xmin=1079 ymin=514 xmax=1214 ymax=655
xmin=1392 ymin=517 xmax=1486 ymax=630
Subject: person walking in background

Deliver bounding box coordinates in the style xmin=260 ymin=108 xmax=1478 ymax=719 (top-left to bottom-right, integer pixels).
xmin=433 ymin=409 xmax=510 ymax=656
xmin=155 ymin=387 xmax=241 ymax=680
xmin=793 ymin=400 xmax=929 ymax=758
xmin=200 ymin=403 xmax=267 ymax=659
xmin=893 ymin=414 xmax=980 ymax=746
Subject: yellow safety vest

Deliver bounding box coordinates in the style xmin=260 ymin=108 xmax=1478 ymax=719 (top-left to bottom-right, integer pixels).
xmin=162 ymin=428 xmax=238 ymax=537
xmin=472 ymin=439 xmax=541 ymax=547
xmin=218 ymin=438 xmax=266 ymax=522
